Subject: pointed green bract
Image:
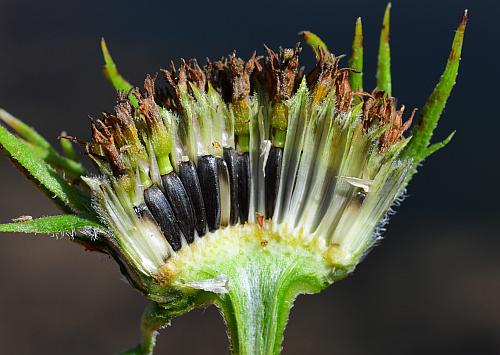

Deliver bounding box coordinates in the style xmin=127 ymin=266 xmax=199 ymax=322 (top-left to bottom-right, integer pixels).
xmin=60 ymin=132 xmax=79 ymax=162
xmin=101 ymin=38 xmax=133 ymax=92
xmin=348 ymin=17 xmax=364 ymax=91
xmin=403 ymin=11 xmax=468 ymax=184
xmin=0 ymin=214 xmax=103 ymax=234
xmin=0 ymin=125 xmax=92 ymax=213
xmin=377 ymin=3 xmax=392 ymax=95
xmin=299 ymin=31 xmax=328 ymax=56
xmin=424 ymin=130 xmax=455 ymax=157
xmin=101 ymin=38 xmax=138 ymax=107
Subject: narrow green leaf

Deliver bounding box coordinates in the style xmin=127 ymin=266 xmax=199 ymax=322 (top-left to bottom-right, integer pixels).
xmin=377 ymin=3 xmax=392 ymax=95
xmin=60 ymin=131 xmax=79 ymax=161
xmin=101 ymin=38 xmax=133 ymax=92
xmin=101 ymin=38 xmax=138 ymax=107
xmin=403 ymin=11 xmax=467 ymax=185
xmin=348 ymin=17 xmax=364 ymax=91
xmin=0 ymin=108 xmax=52 ymax=149
xmin=0 ymin=214 xmax=103 ymax=234
xmin=0 ymin=125 xmax=92 ymax=213
xmin=23 ymin=140 xmax=85 ymax=177
xmin=422 ymin=130 xmax=455 ymax=158
xmin=299 ymin=31 xmax=329 ymax=56
xmin=0 ymin=108 xmax=86 ymax=176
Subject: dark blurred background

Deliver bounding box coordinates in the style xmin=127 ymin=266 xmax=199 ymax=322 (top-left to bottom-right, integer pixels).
xmin=0 ymin=0 xmax=498 ymax=354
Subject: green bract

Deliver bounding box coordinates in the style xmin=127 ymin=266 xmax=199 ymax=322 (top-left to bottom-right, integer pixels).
xmin=0 ymin=5 xmax=467 ymax=355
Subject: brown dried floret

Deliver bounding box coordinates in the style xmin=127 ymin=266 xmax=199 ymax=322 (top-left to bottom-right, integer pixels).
xmin=114 ymin=92 xmax=135 ymax=127
xmin=158 ymin=61 xmax=188 ymax=110
xmin=257 ymin=44 xmax=302 ymax=102
xmin=101 ymin=112 xmax=125 ymax=148
xmin=362 ymin=90 xmax=415 ymax=151
xmin=101 ymin=94 xmax=145 ymax=157
xmin=206 ymin=52 xmax=260 ymax=103
xmin=91 ymin=118 xmax=127 ymax=176
xmin=228 ymin=52 xmax=259 ymax=102
xmin=305 ymin=49 xmax=354 ymax=109
xmin=135 ymin=75 xmax=164 ymax=130
xmin=205 ymin=58 xmax=232 ymax=102
xmin=333 ymin=68 xmax=353 ymax=112
xmin=158 ymin=59 xmax=207 ymax=110
xmin=305 ymin=49 xmax=338 ymax=92
xmin=89 ymin=45 xmax=416 ymax=163
xmin=185 ymin=59 xmax=206 ymax=92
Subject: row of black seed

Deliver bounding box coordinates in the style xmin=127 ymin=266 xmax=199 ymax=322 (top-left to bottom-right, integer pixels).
xmin=141 ymin=148 xmax=252 ymax=251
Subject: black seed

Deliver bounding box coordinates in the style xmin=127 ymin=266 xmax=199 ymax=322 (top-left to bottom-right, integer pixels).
xmin=161 ymin=172 xmax=195 ymax=243
xmin=196 ymin=155 xmax=220 ymax=232
xmin=178 ymin=160 xmax=207 ymax=237
xmin=237 ymin=152 xmax=250 ymax=223
xmin=265 ymin=146 xmax=282 ymax=219
xmin=217 ymin=157 xmax=231 ymax=227
xmin=223 ymin=147 xmax=239 ymax=225
xmin=144 ymin=186 xmax=183 ymax=251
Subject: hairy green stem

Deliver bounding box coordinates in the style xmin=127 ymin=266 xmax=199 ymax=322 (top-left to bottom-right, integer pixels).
xmin=214 ymin=252 xmax=329 ymax=355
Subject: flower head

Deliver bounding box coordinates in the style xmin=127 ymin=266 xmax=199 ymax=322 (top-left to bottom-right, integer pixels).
xmin=0 ymin=5 xmax=467 ymax=354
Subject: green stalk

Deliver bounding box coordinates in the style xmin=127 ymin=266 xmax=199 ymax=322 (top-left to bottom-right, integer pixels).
xmin=214 ymin=266 xmax=294 ymax=353
xmin=201 ymin=241 xmax=330 ymax=355
xmin=216 ymin=254 xmax=325 ymax=355
xmin=211 ymin=249 xmax=330 ymax=354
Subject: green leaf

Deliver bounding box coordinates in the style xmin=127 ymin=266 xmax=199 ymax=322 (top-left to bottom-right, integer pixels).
xmin=0 ymin=124 xmax=92 ymax=213
xmin=299 ymin=31 xmax=328 ymax=57
xmin=0 ymin=108 xmax=86 ymax=176
xmin=24 ymin=140 xmax=86 ymax=177
xmin=348 ymin=17 xmax=364 ymax=91
xmin=377 ymin=3 xmax=392 ymax=95
xmin=101 ymin=38 xmax=138 ymax=107
xmin=0 ymin=108 xmax=53 ymax=150
xmin=402 ymin=11 xmax=467 ymax=184
xmin=0 ymin=109 xmax=86 ymax=175
xmin=0 ymin=214 xmax=103 ymax=234
xmin=422 ymin=130 xmax=455 ymax=158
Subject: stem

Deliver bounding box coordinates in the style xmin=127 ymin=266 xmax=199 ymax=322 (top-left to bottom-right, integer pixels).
xmin=145 ymin=226 xmax=336 ymax=355
xmin=214 ymin=253 xmax=327 ymax=355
